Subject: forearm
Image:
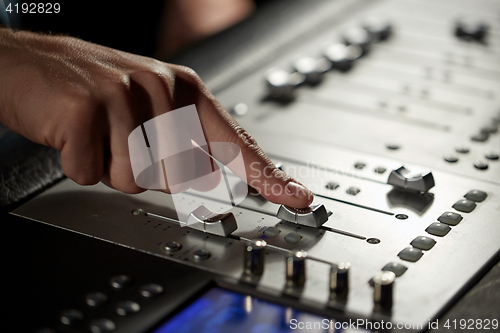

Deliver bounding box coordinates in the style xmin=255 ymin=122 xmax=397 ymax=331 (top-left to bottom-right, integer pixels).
xmin=0 ymin=28 xmax=24 ymax=131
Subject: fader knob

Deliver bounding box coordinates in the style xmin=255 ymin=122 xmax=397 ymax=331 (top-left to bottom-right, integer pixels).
xmin=342 ymin=27 xmax=374 ymax=55
xmin=387 ymin=166 xmax=435 ymax=193
xmin=244 ymin=239 xmax=267 ymax=276
xmin=455 ymin=18 xmax=488 ymax=42
xmin=187 ymin=205 xmax=237 ymax=237
xmin=373 ymin=271 xmax=396 ymax=312
xmin=362 ymin=16 xmax=392 ymax=41
xmin=265 ymin=68 xmax=304 ymax=102
xmin=277 ymin=204 xmax=328 ymax=228
xmin=329 ymin=262 xmax=350 ymax=300
xmin=324 ymin=43 xmax=362 ymax=71
xmin=286 ymin=250 xmax=307 ymax=288
xmin=293 ymin=56 xmax=331 ymax=85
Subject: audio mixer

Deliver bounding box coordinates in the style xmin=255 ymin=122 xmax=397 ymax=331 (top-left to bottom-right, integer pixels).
xmin=8 ymin=0 xmax=500 ymax=332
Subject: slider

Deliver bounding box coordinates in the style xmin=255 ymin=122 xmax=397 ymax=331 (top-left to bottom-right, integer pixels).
xmin=277 ymin=204 xmax=328 ymax=228
xmin=342 ymin=27 xmax=374 ymax=55
xmin=324 ymin=43 xmax=362 ymax=72
xmin=265 ymin=67 xmax=304 ymax=102
xmin=187 ymin=205 xmax=237 ymax=237
xmin=387 ymin=166 xmax=435 ymax=193
xmin=292 ymin=56 xmax=331 ymax=85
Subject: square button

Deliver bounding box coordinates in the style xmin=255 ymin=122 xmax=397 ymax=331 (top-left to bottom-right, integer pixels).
xmin=452 ymin=199 xmax=476 ymax=213
xmin=438 ymin=212 xmax=463 ymax=226
xmin=426 ymin=222 xmax=451 ymax=237
xmin=464 ymin=190 xmax=487 ymax=202
xmin=398 ymin=247 xmax=423 ymax=262
xmin=263 ymin=227 xmax=280 ymax=237
xmin=410 ymin=236 xmax=436 ymax=250
xmin=382 ymin=262 xmax=408 ymax=277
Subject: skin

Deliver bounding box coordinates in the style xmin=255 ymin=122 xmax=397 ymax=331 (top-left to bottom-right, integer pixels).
xmin=156 ymin=0 xmax=256 ymax=57
xmin=0 ymin=28 xmax=314 ymax=208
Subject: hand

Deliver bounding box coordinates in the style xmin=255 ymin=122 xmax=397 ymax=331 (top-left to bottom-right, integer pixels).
xmin=0 ymin=29 xmax=314 ymax=208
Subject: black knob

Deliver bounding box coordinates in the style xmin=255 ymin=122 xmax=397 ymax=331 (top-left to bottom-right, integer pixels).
xmin=244 ymin=239 xmax=267 ymax=276
xmin=342 ymin=27 xmax=374 ymax=55
xmin=362 ymin=16 xmax=393 ymax=42
xmin=373 ymin=271 xmax=395 ymax=312
xmin=455 ymin=18 xmax=488 ymax=42
xmin=286 ymin=250 xmax=307 ymax=288
xmin=329 ymin=262 xmax=350 ymax=300
xmin=324 ymin=43 xmax=362 ymax=71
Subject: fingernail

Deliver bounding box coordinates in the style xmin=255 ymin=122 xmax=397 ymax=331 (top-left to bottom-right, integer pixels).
xmin=285 ymin=182 xmax=310 ymax=199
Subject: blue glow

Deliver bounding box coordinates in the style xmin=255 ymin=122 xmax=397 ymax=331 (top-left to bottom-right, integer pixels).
xmin=153 ymin=287 xmax=370 ymax=333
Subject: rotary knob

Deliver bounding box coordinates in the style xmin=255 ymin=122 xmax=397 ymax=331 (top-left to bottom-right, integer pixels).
xmin=265 ymin=68 xmax=304 ymax=102
xmin=286 ymin=250 xmax=307 ymax=288
xmin=324 ymin=43 xmax=362 ymax=72
xmin=187 ymin=205 xmax=237 ymax=237
xmin=455 ymin=18 xmax=488 ymax=42
xmin=362 ymin=16 xmax=392 ymax=42
xmin=329 ymin=262 xmax=350 ymax=301
xmin=342 ymin=27 xmax=374 ymax=55
xmin=373 ymin=271 xmax=396 ymax=312
xmin=277 ymin=204 xmax=328 ymax=228
xmin=244 ymin=239 xmax=267 ymax=276
xmin=387 ymin=166 xmax=435 ymax=193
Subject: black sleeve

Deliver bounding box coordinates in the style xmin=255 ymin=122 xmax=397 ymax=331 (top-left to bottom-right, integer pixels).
xmin=14 ymin=1 xmax=165 ymax=57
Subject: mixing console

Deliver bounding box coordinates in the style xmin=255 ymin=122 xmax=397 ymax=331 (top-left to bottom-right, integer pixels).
xmin=10 ymin=0 xmax=500 ymax=332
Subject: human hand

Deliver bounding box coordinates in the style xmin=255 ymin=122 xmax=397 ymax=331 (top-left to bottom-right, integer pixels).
xmin=0 ymin=29 xmax=313 ymax=208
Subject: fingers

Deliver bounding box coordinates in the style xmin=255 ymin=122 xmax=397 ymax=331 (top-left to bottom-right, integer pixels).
xmin=102 ymin=71 xmax=162 ymax=194
xmin=59 ymin=111 xmax=105 ymax=186
xmin=57 ymin=62 xmax=313 ymax=209
xmin=104 ymin=69 xmax=200 ymax=195
xmin=172 ymin=66 xmax=314 ymax=208
xmin=213 ymin=113 xmax=313 ymax=208
xmin=61 ymin=139 xmax=104 ymax=186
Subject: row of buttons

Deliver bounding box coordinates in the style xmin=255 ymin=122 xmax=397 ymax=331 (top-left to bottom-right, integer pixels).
xmin=164 ymin=241 xmax=214 ymax=261
xmin=445 ymin=111 xmax=499 ymax=169
xmin=354 ymin=162 xmax=387 ymax=174
xmin=40 ymin=276 xmax=165 ymax=333
xmin=382 ymin=190 xmax=487 ymax=277
xmin=445 ymin=158 xmax=496 ymax=171
xmin=325 ymin=182 xmax=361 ymax=196
xmin=262 ymin=225 xmax=303 ymax=243
xmin=276 ymin=161 xmax=376 ymax=196
xmin=452 ymin=189 xmax=487 ymax=213
xmin=444 ymin=145 xmax=499 ymax=170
